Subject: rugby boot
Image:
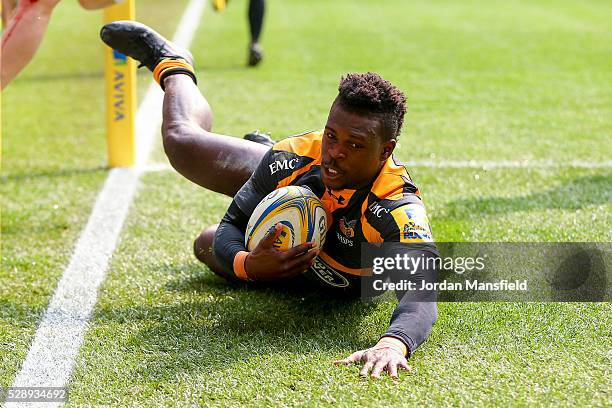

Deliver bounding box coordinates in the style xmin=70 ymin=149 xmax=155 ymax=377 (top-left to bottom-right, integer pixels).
xmin=247 ymin=43 xmax=264 ymax=67
xmin=100 ymin=21 xmax=196 ymax=88
xmin=244 ymin=130 xmax=274 ymax=147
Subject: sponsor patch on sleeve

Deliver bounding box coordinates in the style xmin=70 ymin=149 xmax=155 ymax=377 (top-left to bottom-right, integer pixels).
xmin=390 ymin=204 xmax=434 ymax=242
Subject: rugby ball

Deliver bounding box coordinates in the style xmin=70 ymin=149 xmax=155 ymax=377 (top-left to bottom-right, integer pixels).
xmin=245 ymin=186 xmax=328 ymax=251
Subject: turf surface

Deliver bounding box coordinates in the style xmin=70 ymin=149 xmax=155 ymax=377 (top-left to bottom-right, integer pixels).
xmin=0 ymin=0 xmax=189 ymax=389
xmin=1 ymin=0 xmax=610 ymax=405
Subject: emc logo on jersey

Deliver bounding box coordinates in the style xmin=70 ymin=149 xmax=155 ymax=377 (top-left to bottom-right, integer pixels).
xmin=269 ymin=158 xmax=299 ymax=174
xmin=368 ymin=201 xmax=390 ymax=218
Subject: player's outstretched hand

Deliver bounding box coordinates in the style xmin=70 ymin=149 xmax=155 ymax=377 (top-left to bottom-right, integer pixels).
xmin=245 ymin=223 xmax=318 ymax=281
xmin=333 ymin=338 xmax=411 ymax=379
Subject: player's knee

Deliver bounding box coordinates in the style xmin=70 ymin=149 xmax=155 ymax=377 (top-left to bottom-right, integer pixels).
xmin=193 ymin=232 xmax=211 ymax=264
xmin=161 ymin=121 xmax=192 ymax=161
xmin=162 ymin=122 xmax=212 ymax=175
xmin=193 ymin=224 xmax=219 ymax=265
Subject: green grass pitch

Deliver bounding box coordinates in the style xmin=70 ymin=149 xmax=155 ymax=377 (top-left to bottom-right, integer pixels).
xmin=1 ymin=0 xmax=610 ymax=405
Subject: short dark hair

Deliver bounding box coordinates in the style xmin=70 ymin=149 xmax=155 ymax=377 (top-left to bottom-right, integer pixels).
xmin=335 ymin=72 xmax=407 ymax=140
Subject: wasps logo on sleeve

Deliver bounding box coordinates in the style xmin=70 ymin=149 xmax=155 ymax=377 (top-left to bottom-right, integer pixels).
xmin=390 ymin=204 xmax=434 ymax=243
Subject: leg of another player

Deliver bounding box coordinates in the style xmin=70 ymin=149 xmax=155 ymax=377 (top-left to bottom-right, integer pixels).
xmin=2 ymin=0 xmax=17 ymax=27
xmin=0 ymin=0 xmax=119 ymax=89
xmin=247 ymin=0 xmax=265 ymax=66
xmin=77 ymin=0 xmax=118 ymax=10
xmin=161 ymin=75 xmax=269 ymax=197
xmin=1 ymin=0 xmax=62 ymax=89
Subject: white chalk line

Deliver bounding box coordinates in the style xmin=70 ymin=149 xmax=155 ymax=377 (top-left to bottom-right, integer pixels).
xmin=141 ymin=159 xmax=612 ymax=174
xmin=404 ymin=159 xmax=612 ymax=169
xmin=4 ymin=1 xmax=206 ymax=407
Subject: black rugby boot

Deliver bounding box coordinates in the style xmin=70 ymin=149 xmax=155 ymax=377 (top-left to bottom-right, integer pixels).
xmin=247 ymin=43 xmax=263 ymax=67
xmin=244 ymin=130 xmax=274 ymax=147
xmin=100 ymin=20 xmax=194 ymax=72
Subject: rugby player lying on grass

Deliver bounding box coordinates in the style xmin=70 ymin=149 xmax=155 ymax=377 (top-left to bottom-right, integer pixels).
xmin=101 ymin=21 xmax=438 ymax=379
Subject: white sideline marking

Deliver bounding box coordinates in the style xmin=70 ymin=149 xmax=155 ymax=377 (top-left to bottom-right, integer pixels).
xmin=141 ymin=162 xmax=173 ymax=173
xmin=404 ymin=159 xmax=612 ymax=169
xmin=140 ymin=159 xmax=612 ymax=174
xmin=4 ymin=1 xmax=206 ymax=407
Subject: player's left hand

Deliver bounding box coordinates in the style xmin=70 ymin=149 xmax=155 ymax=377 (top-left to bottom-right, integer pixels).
xmin=333 ymin=337 xmax=411 ymax=379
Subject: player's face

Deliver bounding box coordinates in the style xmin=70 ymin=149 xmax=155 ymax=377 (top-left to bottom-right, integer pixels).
xmin=321 ymin=102 xmax=396 ymax=190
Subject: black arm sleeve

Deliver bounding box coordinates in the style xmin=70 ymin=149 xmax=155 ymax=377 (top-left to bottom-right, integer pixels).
xmin=213 ymin=202 xmax=251 ymax=278
xmin=381 ymin=242 xmax=439 ymax=356
xmin=213 ymin=149 xmax=279 ymax=277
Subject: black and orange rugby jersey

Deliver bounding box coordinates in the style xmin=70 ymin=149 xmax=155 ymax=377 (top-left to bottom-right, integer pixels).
xmin=215 ymin=130 xmax=435 ymax=290
xmin=213 ymin=130 xmax=438 ymax=354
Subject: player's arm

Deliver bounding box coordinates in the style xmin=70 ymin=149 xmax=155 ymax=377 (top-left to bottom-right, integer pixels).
xmin=213 ymin=149 xmax=317 ymax=281
xmin=335 ymin=243 xmax=438 ymax=378
xmin=381 ymin=242 xmax=438 ymax=355
xmin=335 ymin=202 xmax=438 ymax=378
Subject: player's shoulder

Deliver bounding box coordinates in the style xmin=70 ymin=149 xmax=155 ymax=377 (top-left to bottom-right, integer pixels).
xmin=370 ymin=155 xmax=420 ymax=200
xmin=255 ymin=130 xmax=321 ymax=187
xmin=363 ymin=191 xmax=432 ymax=238
xmin=362 ymin=156 xmax=433 ymax=243
xmin=272 ymin=130 xmax=322 ymax=160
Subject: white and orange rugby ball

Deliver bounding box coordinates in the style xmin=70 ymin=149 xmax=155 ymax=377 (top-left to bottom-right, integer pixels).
xmin=245 ymin=186 xmax=328 ymax=251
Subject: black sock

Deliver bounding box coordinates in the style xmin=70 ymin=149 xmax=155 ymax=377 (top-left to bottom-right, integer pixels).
xmin=248 ymin=0 xmax=265 ymax=44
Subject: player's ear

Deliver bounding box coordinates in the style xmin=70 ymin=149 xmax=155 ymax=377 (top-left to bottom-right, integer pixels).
xmin=380 ymin=138 xmax=396 ymax=161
